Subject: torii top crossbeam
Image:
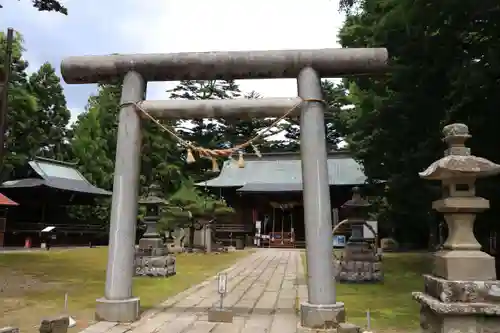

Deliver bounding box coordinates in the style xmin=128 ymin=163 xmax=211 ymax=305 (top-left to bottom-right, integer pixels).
xmin=60 ymin=48 xmax=388 ymax=84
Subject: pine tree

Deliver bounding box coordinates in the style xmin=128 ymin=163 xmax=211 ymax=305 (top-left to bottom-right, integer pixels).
xmin=278 ymin=80 xmax=350 ymax=152
xmin=0 ymin=31 xmax=39 ymax=179
xmin=167 ymin=81 xmax=281 ymax=176
xmin=29 ymin=62 xmax=71 ymax=160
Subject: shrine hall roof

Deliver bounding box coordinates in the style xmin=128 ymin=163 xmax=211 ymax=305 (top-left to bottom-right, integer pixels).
xmin=0 ymin=157 xmax=111 ymax=196
xmin=198 ymin=151 xmax=366 ymax=190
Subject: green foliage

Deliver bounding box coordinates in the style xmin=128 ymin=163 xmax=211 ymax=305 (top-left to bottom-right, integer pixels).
xmin=1 ymin=32 xmax=72 ymax=179
xmin=277 ymin=80 xmax=351 ymax=152
xmin=335 ymin=0 xmax=500 ymax=247
xmin=70 ymin=83 xmax=120 ymax=190
xmin=29 ymin=62 xmax=71 ymax=160
xmin=158 ymin=181 xmax=234 ymax=232
xmin=0 ymin=0 xmax=68 ymax=14
xmin=167 ymin=80 xmax=281 ymax=178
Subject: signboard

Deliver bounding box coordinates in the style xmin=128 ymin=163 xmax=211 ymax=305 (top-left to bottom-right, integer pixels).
xmin=333 ymin=235 xmax=346 ymax=248
xmin=217 ymin=273 xmax=227 ymax=294
xmin=42 ymin=226 xmax=56 ymax=232
xmin=363 ymin=221 xmax=378 ymax=239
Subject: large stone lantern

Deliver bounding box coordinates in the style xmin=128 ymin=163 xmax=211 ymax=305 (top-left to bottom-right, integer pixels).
xmin=413 ymin=123 xmax=500 ymax=333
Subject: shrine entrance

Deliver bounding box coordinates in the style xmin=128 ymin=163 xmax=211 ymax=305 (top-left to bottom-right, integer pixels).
xmin=267 ymin=202 xmax=301 ymax=248
xmin=60 ymin=47 xmax=388 ymax=327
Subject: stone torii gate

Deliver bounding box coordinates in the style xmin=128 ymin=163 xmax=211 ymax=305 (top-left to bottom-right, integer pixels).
xmin=60 ymin=48 xmax=388 ymax=328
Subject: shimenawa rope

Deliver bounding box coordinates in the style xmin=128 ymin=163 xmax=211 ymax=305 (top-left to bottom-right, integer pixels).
xmin=120 ymin=98 xmax=326 ymax=169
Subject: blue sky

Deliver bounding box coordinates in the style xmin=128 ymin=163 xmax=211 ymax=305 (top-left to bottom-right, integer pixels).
xmin=1 ymin=0 xmax=344 ymax=124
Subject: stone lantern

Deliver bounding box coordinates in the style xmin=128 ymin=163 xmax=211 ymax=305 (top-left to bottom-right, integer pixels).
xmin=413 ymin=123 xmax=500 ymax=332
xmin=341 ymin=187 xmax=371 ymax=246
xmin=134 ymin=183 xmax=176 ymax=277
xmin=335 ymin=187 xmax=382 ymax=283
xmin=138 ymin=183 xmax=165 ymax=255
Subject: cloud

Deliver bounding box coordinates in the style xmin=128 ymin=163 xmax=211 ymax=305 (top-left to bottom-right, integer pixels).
xmin=0 ymin=0 xmax=345 ymax=121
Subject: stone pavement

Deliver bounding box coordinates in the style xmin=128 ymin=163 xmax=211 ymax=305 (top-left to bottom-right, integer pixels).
xmin=81 ymin=249 xmax=308 ymax=333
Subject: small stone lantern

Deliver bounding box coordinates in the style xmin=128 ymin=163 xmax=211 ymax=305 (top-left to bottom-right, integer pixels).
xmin=335 ymin=187 xmax=382 ymax=283
xmin=413 ymin=123 xmax=500 ymax=333
xmin=341 ymin=187 xmax=371 ymax=244
xmin=138 ymin=183 xmax=165 ymax=256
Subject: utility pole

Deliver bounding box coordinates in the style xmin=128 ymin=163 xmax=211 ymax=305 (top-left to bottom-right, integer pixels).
xmin=0 ymin=28 xmax=14 ymax=178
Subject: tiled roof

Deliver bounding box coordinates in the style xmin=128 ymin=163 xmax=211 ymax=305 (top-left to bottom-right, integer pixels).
xmin=0 ymin=158 xmax=111 ymax=196
xmin=198 ymin=152 xmax=366 ymax=188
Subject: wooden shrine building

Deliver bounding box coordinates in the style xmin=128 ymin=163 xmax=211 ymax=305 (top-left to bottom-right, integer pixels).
xmin=0 ymin=157 xmax=111 ymax=247
xmin=198 ymin=151 xmax=368 ymax=248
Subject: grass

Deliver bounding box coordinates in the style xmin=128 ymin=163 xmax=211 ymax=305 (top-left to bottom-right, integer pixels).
xmin=301 ymin=251 xmax=430 ymax=332
xmin=0 ymin=247 xmax=249 ymax=332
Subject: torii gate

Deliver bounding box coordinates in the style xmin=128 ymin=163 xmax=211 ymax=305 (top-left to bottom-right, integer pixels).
xmin=61 ymin=47 xmax=388 ymax=328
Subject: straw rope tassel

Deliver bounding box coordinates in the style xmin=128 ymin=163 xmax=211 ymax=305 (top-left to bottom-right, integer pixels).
xmin=237 ymin=151 xmax=245 ymax=168
xmin=129 ymin=99 xmax=322 ymax=169
xmin=186 ymin=148 xmax=196 ymax=164
xmin=251 ymin=143 xmax=262 ymax=158
xmin=211 ymin=157 xmax=220 ymax=172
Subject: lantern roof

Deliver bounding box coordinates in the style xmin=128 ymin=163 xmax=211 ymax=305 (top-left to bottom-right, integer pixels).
xmin=138 ymin=183 xmax=165 ymax=205
xmin=419 ymin=123 xmax=500 ymax=180
xmin=341 ymin=186 xmax=371 ymax=209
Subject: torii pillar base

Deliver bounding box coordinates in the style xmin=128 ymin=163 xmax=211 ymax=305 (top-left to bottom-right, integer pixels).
xmin=300 ymin=302 xmax=346 ymax=330
xmin=95 ymin=297 xmax=140 ymax=322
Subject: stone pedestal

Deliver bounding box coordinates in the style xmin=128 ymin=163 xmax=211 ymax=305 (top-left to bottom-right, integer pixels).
xmin=412 ymin=197 xmax=500 ymax=332
xmin=413 ymin=275 xmax=500 ymax=333
xmin=344 ymin=241 xmax=376 ymax=262
xmin=138 ymin=237 xmax=164 ymax=253
xmin=336 ymin=240 xmax=383 ymax=283
xmin=134 ymin=245 xmax=176 ymax=277
xmin=335 ymin=260 xmax=383 ymax=283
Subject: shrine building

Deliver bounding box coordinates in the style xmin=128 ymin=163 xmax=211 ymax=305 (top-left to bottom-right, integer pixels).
xmin=0 ymin=157 xmax=111 ymax=247
xmin=198 ymin=151 xmax=368 ymax=248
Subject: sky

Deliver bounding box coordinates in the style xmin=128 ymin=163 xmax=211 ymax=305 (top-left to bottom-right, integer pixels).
xmin=0 ymin=0 xmax=345 ymax=125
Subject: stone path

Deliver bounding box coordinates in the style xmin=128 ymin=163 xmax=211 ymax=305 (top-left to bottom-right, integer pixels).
xmin=81 ymin=249 xmax=308 ymax=333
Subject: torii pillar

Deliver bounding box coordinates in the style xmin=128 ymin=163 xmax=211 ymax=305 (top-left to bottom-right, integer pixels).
xmin=60 ymin=48 xmax=388 ymax=327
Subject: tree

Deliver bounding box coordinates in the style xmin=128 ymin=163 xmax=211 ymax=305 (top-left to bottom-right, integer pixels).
xmin=68 ymin=84 xmax=120 ymax=226
xmin=336 ymin=0 xmax=500 ymax=248
xmin=278 ymin=80 xmax=351 ymax=152
xmin=159 ymin=181 xmax=234 ymax=248
xmin=70 ymin=83 xmax=120 ymax=190
xmin=0 ymin=0 xmax=68 ymax=14
xmin=0 ymin=31 xmax=42 ymax=179
xmin=168 ymin=80 xmax=242 ymax=155
xmin=69 ymin=82 xmax=187 ymax=226
xmin=29 ymin=62 xmax=71 ymax=160
xmin=167 ymin=80 xmax=283 ymax=177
